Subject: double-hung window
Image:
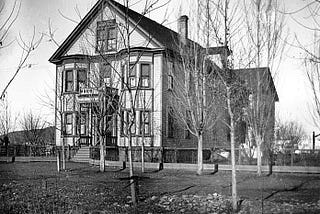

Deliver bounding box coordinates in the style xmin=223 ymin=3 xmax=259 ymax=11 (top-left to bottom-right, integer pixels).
xmin=65 ymin=113 xmax=73 ymax=135
xmin=141 ymin=64 xmax=151 ymax=88
xmin=96 ymin=20 xmax=117 ymax=52
xmin=120 ymin=110 xmax=135 ymax=135
xmin=65 ymin=70 xmax=73 ymax=92
xmin=101 ymin=63 xmax=112 ymax=86
xmin=140 ymin=111 xmax=150 ymax=136
xmin=77 ymin=69 xmax=87 ymax=91
xmin=129 ymin=64 xmax=136 ymax=88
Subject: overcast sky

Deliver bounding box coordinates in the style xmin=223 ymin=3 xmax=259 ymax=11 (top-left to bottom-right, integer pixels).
xmin=0 ymin=0 xmax=317 ymax=136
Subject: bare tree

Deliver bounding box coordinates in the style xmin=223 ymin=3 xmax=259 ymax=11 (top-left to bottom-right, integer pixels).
xmin=0 ymin=96 xmax=17 ymax=137
xmin=275 ymin=119 xmax=307 ymax=151
xmin=298 ymin=5 xmax=320 ymax=129
xmin=0 ymin=0 xmax=43 ymax=100
xmin=20 ymin=111 xmax=48 ymax=146
xmin=205 ymin=0 xmax=244 ymax=211
xmin=169 ymin=43 xmax=221 ymax=175
xmin=238 ymin=0 xmax=286 ymax=176
xmin=38 ymin=67 xmax=70 ymax=171
xmin=0 ymin=0 xmax=20 ymax=50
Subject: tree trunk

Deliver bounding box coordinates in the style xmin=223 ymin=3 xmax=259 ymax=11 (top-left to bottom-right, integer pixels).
xmin=227 ymin=86 xmax=238 ymax=212
xmin=268 ymin=148 xmax=273 ymax=175
xmin=128 ymin=135 xmax=137 ymax=206
xmin=100 ymin=137 xmax=105 ymax=172
xmin=257 ymin=138 xmax=262 ymax=176
xmin=141 ymin=139 xmax=145 ymax=173
xmin=197 ymin=133 xmax=203 ymax=175
xmin=230 ymin=126 xmax=237 ymax=211
xmin=57 ymin=148 xmax=61 ymax=172
xmin=62 ymin=138 xmax=65 ymax=170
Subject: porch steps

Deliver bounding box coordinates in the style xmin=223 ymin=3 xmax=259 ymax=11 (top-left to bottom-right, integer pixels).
xmin=71 ymin=146 xmax=91 ymax=163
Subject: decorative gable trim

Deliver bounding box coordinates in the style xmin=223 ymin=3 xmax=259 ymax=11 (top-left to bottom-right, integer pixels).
xmin=49 ymin=0 xmax=164 ymax=64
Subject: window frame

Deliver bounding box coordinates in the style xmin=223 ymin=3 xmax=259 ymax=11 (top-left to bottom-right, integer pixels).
xmin=96 ymin=20 xmax=117 ymax=52
xmin=139 ymin=111 xmax=151 ymax=136
xmin=120 ymin=110 xmax=136 ymax=136
xmin=77 ymin=69 xmax=87 ymax=91
xmin=100 ymin=63 xmax=112 ymax=86
xmin=128 ymin=63 xmax=137 ymax=88
xmin=65 ymin=69 xmax=74 ymax=92
xmin=64 ymin=113 xmax=73 ymax=135
xmin=140 ymin=64 xmax=151 ymax=88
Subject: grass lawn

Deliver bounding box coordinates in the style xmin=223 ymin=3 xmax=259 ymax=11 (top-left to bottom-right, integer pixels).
xmin=0 ymin=161 xmax=320 ymax=213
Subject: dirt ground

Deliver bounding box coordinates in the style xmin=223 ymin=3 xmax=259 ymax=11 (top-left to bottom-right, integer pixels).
xmin=0 ymin=162 xmax=319 ymax=213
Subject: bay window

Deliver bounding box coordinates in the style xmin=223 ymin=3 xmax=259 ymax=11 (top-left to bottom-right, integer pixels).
xmin=65 ymin=70 xmax=73 ymax=92
xmin=141 ymin=64 xmax=150 ymax=88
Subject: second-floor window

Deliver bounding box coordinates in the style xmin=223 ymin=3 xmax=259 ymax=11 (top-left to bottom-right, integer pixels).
xmin=96 ymin=20 xmax=117 ymax=52
xmin=65 ymin=70 xmax=73 ymax=92
xmin=129 ymin=64 xmax=136 ymax=88
xmin=77 ymin=69 xmax=87 ymax=91
xmin=141 ymin=64 xmax=150 ymax=88
xmin=101 ymin=63 xmax=111 ymax=86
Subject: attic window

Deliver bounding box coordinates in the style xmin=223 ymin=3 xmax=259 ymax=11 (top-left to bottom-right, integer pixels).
xmin=96 ymin=20 xmax=117 ymax=52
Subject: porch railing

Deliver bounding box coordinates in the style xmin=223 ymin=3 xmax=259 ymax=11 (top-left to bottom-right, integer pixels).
xmin=79 ymin=87 xmax=99 ymax=96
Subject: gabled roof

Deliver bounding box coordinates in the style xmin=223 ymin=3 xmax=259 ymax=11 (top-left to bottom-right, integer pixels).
xmin=234 ymin=67 xmax=279 ymax=102
xmin=49 ymin=0 xmax=182 ymax=64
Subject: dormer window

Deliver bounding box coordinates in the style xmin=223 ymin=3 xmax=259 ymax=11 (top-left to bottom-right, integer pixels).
xmin=96 ymin=19 xmax=117 ymax=52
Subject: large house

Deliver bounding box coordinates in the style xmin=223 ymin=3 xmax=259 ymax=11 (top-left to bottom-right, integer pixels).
xmin=49 ymin=0 xmax=278 ymax=163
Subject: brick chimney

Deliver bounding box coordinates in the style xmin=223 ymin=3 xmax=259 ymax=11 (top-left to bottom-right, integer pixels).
xmin=178 ymin=15 xmax=188 ymax=45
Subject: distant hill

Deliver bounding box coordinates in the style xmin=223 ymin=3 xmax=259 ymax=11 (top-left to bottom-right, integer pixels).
xmin=1 ymin=126 xmax=55 ymax=146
